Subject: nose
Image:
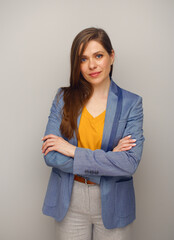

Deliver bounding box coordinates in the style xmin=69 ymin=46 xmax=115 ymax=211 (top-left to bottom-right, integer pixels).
xmin=88 ymin=58 xmax=97 ymax=70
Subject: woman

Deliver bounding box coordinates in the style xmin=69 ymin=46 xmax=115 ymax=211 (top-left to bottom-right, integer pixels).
xmin=42 ymin=27 xmax=144 ymax=240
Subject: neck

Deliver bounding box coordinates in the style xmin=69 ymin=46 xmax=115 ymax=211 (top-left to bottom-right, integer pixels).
xmin=92 ymin=78 xmax=111 ymax=99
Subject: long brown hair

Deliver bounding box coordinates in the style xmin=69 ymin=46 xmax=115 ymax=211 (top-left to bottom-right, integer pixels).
xmin=59 ymin=27 xmax=114 ymax=140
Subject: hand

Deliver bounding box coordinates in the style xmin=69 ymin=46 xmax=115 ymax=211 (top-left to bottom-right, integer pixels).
xmin=113 ymin=135 xmax=136 ymax=152
xmin=42 ymin=134 xmax=76 ymax=157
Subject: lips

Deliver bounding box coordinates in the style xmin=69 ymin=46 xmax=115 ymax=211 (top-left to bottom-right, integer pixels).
xmin=89 ymin=72 xmax=101 ymax=77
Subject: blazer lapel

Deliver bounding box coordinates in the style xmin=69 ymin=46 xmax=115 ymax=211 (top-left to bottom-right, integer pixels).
xmin=101 ymin=79 xmax=120 ymax=151
xmin=69 ymin=111 xmax=82 ymax=146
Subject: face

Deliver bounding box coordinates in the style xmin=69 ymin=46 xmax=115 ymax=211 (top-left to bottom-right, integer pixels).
xmin=80 ymin=40 xmax=114 ymax=87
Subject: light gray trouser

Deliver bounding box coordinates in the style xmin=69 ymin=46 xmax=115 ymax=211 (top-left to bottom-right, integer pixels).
xmin=55 ymin=180 xmax=132 ymax=240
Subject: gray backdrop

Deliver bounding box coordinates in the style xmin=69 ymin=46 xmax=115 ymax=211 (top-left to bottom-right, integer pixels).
xmin=0 ymin=0 xmax=174 ymax=239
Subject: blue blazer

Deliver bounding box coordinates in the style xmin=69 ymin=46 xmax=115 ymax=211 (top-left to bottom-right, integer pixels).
xmin=42 ymin=79 xmax=144 ymax=229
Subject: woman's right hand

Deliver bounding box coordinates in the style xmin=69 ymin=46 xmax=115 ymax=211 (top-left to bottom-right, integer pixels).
xmin=113 ymin=135 xmax=136 ymax=152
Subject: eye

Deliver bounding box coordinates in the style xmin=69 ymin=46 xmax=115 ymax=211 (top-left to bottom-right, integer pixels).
xmin=81 ymin=57 xmax=87 ymax=63
xmin=96 ymin=54 xmax=103 ymax=59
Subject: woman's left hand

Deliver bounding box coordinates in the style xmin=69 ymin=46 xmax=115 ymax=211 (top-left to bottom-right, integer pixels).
xmin=112 ymin=135 xmax=136 ymax=152
xmin=42 ymin=134 xmax=76 ymax=157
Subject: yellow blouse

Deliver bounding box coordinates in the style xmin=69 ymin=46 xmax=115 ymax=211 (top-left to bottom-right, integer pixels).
xmin=78 ymin=107 xmax=106 ymax=150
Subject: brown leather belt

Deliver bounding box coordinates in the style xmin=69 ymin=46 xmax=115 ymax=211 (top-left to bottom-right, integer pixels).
xmin=74 ymin=175 xmax=96 ymax=185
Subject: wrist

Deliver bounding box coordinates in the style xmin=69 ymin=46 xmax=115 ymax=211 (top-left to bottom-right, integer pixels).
xmin=68 ymin=145 xmax=76 ymax=157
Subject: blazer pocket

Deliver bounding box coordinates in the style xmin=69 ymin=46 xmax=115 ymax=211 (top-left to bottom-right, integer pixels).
xmin=44 ymin=169 xmax=61 ymax=207
xmin=115 ymin=178 xmax=135 ymax=218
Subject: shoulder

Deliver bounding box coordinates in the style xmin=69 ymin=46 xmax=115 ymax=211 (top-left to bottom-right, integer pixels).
xmin=118 ymin=88 xmax=144 ymax=122
xmin=120 ymin=87 xmax=143 ymax=112
xmin=53 ymin=88 xmax=64 ymax=107
xmin=121 ymin=87 xmax=142 ymax=102
xmin=111 ymin=79 xmax=142 ymax=103
xmin=111 ymin=79 xmax=143 ymax=110
xmin=49 ymin=88 xmax=65 ymax=116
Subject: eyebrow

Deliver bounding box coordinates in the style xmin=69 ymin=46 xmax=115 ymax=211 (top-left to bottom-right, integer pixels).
xmin=81 ymin=51 xmax=105 ymax=58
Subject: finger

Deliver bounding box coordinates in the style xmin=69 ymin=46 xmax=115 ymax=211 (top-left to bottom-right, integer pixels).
xmin=44 ymin=146 xmax=55 ymax=156
xmin=113 ymin=148 xmax=118 ymax=152
xmin=42 ymin=141 xmax=55 ymax=153
xmin=122 ymin=146 xmax=133 ymax=150
xmin=128 ymin=139 xmax=136 ymax=143
xmin=42 ymin=139 xmax=56 ymax=150
xmin=121 ymin=135 xmax=132 ymax=141
xmin=125 ymin=142 xmax=136 ymax=146
xmin=120 ymin=137 xmax=136 ymax=143
xmin=42 ymin=139 xmax=52 ymax=151
xmin=42 ymin=134 xmax=58 ymax=141
xmin=119 ymin=136 xmax=131 ymax=143
xmin=121 ymin=144 xmax=137 ymax=151
xmin=114 ymin=146 xmax=132 ymax=152
xmin=121 ymin=143 xmax=136 ymax=148
xmin=114 ymin=141 xmax=137 ymax=151
xmin=124 ymin=135 xmax=132 ymax=139
xmin=120 ymin=140 xmax=136 ymax=145
xmin=115 ymin=143 xmax=136 ymax=152
xmin=121 ymin=138 xmax=137 ymax=145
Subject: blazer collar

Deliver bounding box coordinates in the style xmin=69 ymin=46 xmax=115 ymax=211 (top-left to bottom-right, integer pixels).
xmin=70 ymin=79 xmax=119 ymax=149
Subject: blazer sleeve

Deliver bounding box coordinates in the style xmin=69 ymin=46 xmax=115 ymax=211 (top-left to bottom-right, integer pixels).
xmin=43 ymin=90 xmax=74 ymax=173
xmin=73 ymin=96 xmax=145 ymax=177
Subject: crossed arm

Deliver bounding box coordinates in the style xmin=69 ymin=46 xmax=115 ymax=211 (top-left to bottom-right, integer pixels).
xmin=41 ymin=91 xmax=144 ymax=177
xmin=42 ymin=134 xmax=136 ymax=157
